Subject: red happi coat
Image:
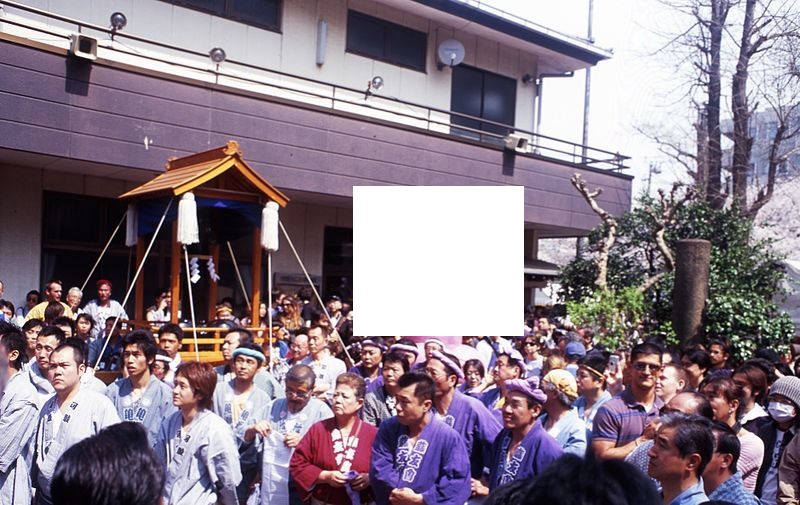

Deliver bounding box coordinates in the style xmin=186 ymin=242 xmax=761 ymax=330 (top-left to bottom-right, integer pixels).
xmin=290 ymin=417 xmax=378 ymax=504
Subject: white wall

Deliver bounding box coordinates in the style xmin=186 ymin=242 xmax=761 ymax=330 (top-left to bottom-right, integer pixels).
xmin=15 ymin=0 xmax=538 ymax=131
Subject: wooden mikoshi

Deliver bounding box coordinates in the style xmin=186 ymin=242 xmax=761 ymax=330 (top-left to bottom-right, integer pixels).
xmin=116 ymin=141 xmax=289 ymax=364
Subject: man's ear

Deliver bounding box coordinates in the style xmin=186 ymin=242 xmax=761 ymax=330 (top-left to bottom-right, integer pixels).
xmin=718 ymin=452 xmax=734 ymax=470
xmin=685 ymin=453 xmax=702 ymax=475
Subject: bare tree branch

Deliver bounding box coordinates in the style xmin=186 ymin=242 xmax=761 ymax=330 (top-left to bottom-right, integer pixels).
xmin=571 ymin=174 xmax=618 ymax=291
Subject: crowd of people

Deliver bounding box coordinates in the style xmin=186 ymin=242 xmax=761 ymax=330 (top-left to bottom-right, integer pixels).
xmin=2 ymin=277 xmax=800 ymax=504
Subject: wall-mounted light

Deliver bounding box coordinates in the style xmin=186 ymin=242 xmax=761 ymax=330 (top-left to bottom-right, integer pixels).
xmin=316 ymin=19 xmax=327 ymax=66
xmin=110 ymin=12 xmax=127 ymax=40
xmin=364 ymin=76 xmax=383 ymax=99
xmin=209 ymin=47 xmax=227 ymax=64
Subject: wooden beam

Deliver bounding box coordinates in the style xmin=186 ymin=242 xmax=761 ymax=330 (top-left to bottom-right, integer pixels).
xmin=193 ymin=187 xmax=262 ymax=204
xmin=169 ymin=222 xmax=181 ymax=323
xmin=135 ymin=236 xmax=145 ymax=322
xmin=251 ymin=228 xmax=262 ymax=328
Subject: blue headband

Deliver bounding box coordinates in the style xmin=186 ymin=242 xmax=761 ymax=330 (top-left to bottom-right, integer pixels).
xmin=233 ymin=347 xmax=266 ymax=364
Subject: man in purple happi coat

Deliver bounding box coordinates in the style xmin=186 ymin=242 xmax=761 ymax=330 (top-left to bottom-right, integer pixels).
xmin=477 ymin=377 xmax=563 ymax=495
xmin=425 ymin=350 xmax=501 ymax=478
xmin=370 ymin=372 xmax=471 ymax=505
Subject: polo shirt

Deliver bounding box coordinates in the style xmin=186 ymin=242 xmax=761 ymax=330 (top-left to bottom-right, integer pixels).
xmin=592 ymin=388 xmax=663 ymax=447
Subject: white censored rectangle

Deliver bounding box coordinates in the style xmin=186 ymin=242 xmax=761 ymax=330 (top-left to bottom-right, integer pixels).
xmin=354 ymin=185 xmax=522 ymax=337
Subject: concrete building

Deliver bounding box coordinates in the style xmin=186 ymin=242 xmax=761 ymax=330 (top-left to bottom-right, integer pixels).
xmin=0 ymin=0 xmax=632 ymax=319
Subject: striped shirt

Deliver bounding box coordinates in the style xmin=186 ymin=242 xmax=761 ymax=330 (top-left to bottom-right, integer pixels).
xmin=591 ymin=388 xmax=663 ymax=447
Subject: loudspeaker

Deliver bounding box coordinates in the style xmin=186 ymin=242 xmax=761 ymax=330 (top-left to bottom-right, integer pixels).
xmin=69 ymin=34 xmax=98 ymax=61
xmin=504 ymin=134 xmax=529 ymax=153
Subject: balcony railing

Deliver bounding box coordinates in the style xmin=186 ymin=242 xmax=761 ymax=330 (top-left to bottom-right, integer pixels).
xmin=0 ymin=0 xmax=630 ymax=172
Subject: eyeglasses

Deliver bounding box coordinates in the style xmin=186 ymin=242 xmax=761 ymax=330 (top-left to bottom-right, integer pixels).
xmin=286 ymin=389 xmax=311 ymax=400
xmin=632 ymin=362 xmax=661 ymax=372
xmin=525 ymin=342 xmax=538 ymax=346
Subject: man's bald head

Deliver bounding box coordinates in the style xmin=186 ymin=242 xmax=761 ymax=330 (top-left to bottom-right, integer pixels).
xmin=667 ymin=391 xmax=714 ymax=419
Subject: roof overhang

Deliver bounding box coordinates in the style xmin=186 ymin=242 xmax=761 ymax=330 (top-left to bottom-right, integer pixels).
xmin=372 ymin=0 xmax=611 ymax=73
xmin=524 ymin=259 xmax=561 ymax=277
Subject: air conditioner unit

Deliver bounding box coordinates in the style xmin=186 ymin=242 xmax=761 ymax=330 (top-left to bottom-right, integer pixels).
xmin=69 ymin=34 xmax=98 ymax=61
xmin=504 ymin=134 xmax=529 ymax=153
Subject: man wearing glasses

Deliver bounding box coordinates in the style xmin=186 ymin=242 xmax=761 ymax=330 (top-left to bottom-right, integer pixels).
xmin=244 ymin=364 xmax=332 ymax=504
xmin=592 ymin=342 xmax=665 ymax=459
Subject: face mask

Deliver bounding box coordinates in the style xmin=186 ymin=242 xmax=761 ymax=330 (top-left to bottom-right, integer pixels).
xmin=768 ymin=402 xmax=797 ymax=423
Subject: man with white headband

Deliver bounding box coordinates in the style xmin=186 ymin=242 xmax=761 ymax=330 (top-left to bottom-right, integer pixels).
xmin=349 ymin=337 xmax=385 ymax=388
xmin=213 ymin=343 xmax=272 ymax=504
xmin=390 ymin=338 xmax=420 ymax=371
xmin=424 ymin=350 xmax=501 ymax=481
xmin=478 ymin=349 xmax=527 ymax=422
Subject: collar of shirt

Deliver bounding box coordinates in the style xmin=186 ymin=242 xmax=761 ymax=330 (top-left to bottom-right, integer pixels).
xmin=621 ymin=388 xmax=664 ymax=412
xmin=668 ymin=479 xmax=709 ymax=505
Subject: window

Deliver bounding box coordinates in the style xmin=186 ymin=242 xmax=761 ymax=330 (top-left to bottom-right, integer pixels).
xmin=322 ymin=227 xmax=353 ymax=303
xmin=450 ymin=65 xmax=517 ymax=142
xmin=167 ymin=0 xmax=281 ymax=31
xmin=346 ymin=10 xmax=427 ymax=72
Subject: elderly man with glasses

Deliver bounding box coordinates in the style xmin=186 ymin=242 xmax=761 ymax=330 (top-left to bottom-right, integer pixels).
xmin=244 ymin=364 xmax=333 ymax=505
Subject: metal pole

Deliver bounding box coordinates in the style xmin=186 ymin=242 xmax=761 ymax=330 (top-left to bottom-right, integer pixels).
xmin=183 ymin=246 xmax=200 ymax=361
xmin=226 ymin=241 xmax=252 ymax=312
xmin=80 ymin=212 xmax=126 ymax=293
xmin=92 ymin=198 xmax=174 ymax=369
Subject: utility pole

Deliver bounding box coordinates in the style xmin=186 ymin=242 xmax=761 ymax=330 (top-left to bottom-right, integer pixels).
xmin=581 ymin=0 xmax=594 ymax=164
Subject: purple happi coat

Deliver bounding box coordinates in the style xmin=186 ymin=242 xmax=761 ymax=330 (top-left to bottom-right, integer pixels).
xmin=370 ymin=415 xmax=471 ymax=505
xmin=433 ymin=391 xmax=502 ymax=478
xmin=488 ymin=423 xmax=564 ymax=491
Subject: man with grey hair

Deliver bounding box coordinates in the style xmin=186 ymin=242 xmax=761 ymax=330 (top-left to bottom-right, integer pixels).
xmin=647 ymin=412 xmax=714 ymax=505
xmin=245 ymin=364 xmax=333 ymax=505
xmin=65 ymin=287 xmax=82 ymax=315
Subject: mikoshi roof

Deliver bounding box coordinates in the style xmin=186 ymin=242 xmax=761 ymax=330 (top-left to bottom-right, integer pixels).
xmin=119 ymin=140 xmax=289 ymax=207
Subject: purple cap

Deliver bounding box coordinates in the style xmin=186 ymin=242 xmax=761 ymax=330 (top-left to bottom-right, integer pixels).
xmin=505 ymin=376 xmax=547 ymax=404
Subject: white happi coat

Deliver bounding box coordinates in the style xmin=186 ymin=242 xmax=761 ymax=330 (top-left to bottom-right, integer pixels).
xmin=0 ymin=370 xmax=40 ymax=505
xmin=257 ymin=397 xmax=333 ymax=504
xmin=34 ymin=387 xmax=121 ymax=503
xmin=29 ymin=363 xmax=108 ymax=408
xmin=105 ymin=376 xmax=176 ymax=445
xmin=155 ymin=409 xmax=242 ymax=505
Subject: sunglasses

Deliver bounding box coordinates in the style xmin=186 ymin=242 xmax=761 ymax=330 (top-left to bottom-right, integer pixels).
xmin=632 ymin=362 xmax=661 ymax=372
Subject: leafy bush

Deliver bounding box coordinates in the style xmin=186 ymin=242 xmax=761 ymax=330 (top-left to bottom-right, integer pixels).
xmin=560 ymin=197 xmax=794 ymax=361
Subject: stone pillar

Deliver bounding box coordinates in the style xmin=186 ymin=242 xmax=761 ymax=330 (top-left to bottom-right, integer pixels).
xmin=673 ymin=239 xmax=712 ymax=343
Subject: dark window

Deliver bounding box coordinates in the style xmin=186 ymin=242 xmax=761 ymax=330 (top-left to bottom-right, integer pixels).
xmin=322 ymin=227 xmax=352 ymax=304
xmin=450 ymin=65 xmax=517 ymax=143
xmin=346 ymin=10 xmax=427 ymax=72
xmin=167 ymin=0 xmax=281 ymax=31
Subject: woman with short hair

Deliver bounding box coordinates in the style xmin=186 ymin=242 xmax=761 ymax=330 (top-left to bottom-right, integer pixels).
xmin=290 ymin=373 xmax=378 ymax=504
xmin=154 ymin=361 xmax=241 ymax=505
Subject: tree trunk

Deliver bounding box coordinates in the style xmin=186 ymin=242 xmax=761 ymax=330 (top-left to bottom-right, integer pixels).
xmin=731 ymin=0 xmax=756 ymax=206
xmin=706 ymin=0 xmax=728 ymax=209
